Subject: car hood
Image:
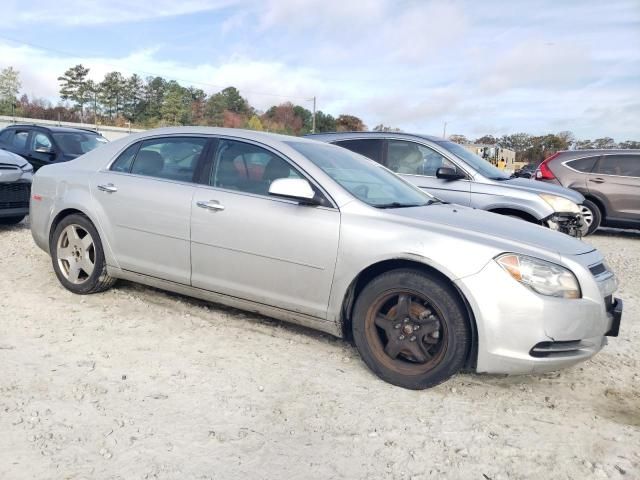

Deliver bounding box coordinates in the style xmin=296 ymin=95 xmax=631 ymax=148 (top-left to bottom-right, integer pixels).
xmin=0 ymin=149 xmax=28 ymax=168
xmin=388 ymin=203 xmax=593 ymax=256
xmin=495 ymin=177 xmax=584 ymax=203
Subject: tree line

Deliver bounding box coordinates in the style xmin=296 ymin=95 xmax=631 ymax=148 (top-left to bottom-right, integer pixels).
xmin=0 ymin=64 xmax=366 ymax=135
xmin=449 ymin=133 xmax=640 ymax=164
xmin=1 ymin=65 xmax=638 ymax=165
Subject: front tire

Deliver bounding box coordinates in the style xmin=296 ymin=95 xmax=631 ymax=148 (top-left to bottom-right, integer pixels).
xmin=352 ymin=269 xmax=471 ymax=390
xmin=50 ymin=214 xmax=116 ymax=294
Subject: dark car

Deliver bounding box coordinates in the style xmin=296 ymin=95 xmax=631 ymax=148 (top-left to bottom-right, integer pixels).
xmin=0 ymin=124 xmax=108 ymax=171
xmin=0 ymin=149 xmax=32 ymax=225
xmin=535 ymin=150 xmax=640 ymax=234
xmin=512 ymin=163 xmax=536 ymax=179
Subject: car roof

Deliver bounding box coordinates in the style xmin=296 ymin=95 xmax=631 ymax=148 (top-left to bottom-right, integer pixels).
xmin=127 ymin=126 xmax=325 ymax=145
xmin=305 ymin=131 xmax=446 ymax=143
xmin=5 ymin=124 xmax=103 ymax=135
xmin=553 ymin=149 xmax=640 ymax=160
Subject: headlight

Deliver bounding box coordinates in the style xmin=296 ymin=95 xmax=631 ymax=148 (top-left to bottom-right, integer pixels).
xmin=496 ymin=253 xmax=581 ymax=299
xmin=539 ymin=194 xmax=580 ymax=213
xmin=21 ymin=164 xmax=34 ymax=172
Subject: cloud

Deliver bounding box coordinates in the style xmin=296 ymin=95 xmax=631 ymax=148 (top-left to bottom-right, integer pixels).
xmin=2 ymin=0 xmax=236 ymax=26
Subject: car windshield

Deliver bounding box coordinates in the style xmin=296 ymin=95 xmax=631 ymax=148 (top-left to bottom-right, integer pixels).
xmin=53 ymin=132 xmax=108 ymax=155
xmin=436 ymin=140 xmax=510 ymax=180
xmin=286 ymin=141 xmax=435 ymax=208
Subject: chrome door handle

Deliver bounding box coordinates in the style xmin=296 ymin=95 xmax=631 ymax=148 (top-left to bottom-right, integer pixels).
xmin=589 ymin=178 xmax=605 ymax=184
xmin=196 ymin=200 xmax=225 ymax=211
xmin=97 ymin=183 xmax=118 ymax=193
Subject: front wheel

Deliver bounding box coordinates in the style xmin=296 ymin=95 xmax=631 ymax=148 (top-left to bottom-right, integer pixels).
xmin=50 ymin=213 xmax=116 ymax=294
xmin=352 ymin=269 xmax=471 ymax=390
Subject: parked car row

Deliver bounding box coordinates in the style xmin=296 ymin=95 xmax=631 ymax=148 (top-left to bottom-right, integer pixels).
xmin=26 ymin=127 xmax=623 ymax=389
xmin=0 ymin=124 xmax=108 ymax=224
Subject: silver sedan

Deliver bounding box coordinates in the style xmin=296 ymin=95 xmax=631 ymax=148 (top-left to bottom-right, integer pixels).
xmin=29 ymin=127 xmax=623 ymax=389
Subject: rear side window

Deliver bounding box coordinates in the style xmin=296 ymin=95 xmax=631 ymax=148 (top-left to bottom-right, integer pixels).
xmin=130 ymin=137 xmax=207 ymax=182
xmin=0 ymin=130 xmax=14 ymax=143
xmin=110 ymin=143 xmax=140 ymax=172
xmin=566 ymin=156 xmax=597 ymax=173
xmin=595 ymin=155 xmax=640 ymax=177
xmin=333 ymin=139 xmax=384 ymax=164
xmin=13 ymin=131 xmax=29 ymax=150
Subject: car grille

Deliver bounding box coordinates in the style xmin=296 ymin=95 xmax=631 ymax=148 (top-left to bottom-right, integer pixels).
xmin=0 ymin=182 xmax=31 ymax=209
xmin=589 ymin=263 xmax=606 ymax=276
xmin=0 ymin=163 xmax=20 ymax=171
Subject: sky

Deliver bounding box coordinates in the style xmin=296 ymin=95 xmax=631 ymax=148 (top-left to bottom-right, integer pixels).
xmin=1 ymin=0 xmax=639 ymax=140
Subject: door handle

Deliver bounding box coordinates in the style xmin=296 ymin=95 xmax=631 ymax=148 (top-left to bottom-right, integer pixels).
xmin=589 ymin=178 xmax=605 ymax=184
xmin=196 ymin=200 xmax=225 ymax=211
xmin=97 ymin=183 xmax=118 ymax=193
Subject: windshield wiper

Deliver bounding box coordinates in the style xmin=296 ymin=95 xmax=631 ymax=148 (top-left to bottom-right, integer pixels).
xmin=426 ymin=198 xmax=448 ymax=205
xmin=374 ymin=202 xmax=427 ymax=209
xmin=488 ymin=176 xmax=510 ymax=181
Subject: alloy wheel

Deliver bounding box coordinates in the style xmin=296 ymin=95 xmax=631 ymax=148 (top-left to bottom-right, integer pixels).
xmin=56 ymin=224 xmax=96 ymax=284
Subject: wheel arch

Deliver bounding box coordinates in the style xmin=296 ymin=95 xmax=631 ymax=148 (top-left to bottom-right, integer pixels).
xmin=340 ymin=258 xmax=478 ymax=370
xmin=582 ymin=194 xmax=607 ymax=219
xmin=487 ymin=207 xmax=539 ymax=223
xmin=49 ymin=208 xmax=92 ymax=248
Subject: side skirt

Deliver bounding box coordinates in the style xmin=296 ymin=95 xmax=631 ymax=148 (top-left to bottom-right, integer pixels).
xmin=107 ymin=266 xmax=342 ymax=338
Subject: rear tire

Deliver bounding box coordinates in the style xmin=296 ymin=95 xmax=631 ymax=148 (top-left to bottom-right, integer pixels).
xmin=352 ymin=269 xmax=470 ymax=390
xmin=50 ymin=213 xmax=116 ymax=294
xmin=581 ymin=199 xmax=602 ymax=236
xmin=0 ymin=215 xmax=26 ymax=225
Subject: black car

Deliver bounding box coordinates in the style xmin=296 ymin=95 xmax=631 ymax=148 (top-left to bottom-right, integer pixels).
xmin=512 ymin=163 xmax=537 ymax=178
xmin=0 ymin=124 xmax=108 ymax=171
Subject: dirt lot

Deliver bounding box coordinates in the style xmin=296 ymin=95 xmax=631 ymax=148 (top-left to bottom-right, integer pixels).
xmin=0 ymin=221 xmax=638 ymax=480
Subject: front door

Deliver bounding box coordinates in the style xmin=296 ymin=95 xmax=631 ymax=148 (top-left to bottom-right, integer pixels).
xmin=191 ymin=138 xmax=340 ymax=319
xmin=90 ymin=136 xmax=208 ymax=284
xmin=384 ymin=139 xmax=472 ymax=206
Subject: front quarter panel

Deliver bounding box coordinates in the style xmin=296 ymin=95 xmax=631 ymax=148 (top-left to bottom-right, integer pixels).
xmin=470 ymin=181 xmax=554 ymax=219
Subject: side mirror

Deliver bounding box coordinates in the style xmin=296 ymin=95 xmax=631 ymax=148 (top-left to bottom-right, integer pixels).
xmin=35 ymin=146 xmax=53 ymax=154
xmin=268 ymin=178 xmax=319 ymax=205
xmin=436 ymin=167 xmax=465 ymax=180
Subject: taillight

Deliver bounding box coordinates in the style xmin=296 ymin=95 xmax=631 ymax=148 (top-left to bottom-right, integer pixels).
xmin=535 ymin=153 xmax=559 ymax=180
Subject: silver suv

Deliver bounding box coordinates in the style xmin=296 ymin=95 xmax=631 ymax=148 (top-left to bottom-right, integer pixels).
xmin=310 ymin=132 xmax=586 ymax=236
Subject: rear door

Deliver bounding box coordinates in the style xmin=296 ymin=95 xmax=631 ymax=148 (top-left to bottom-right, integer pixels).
xmin=90 ymin=136 xmax=209 ymax=284
xmin=590 ymin=154 xmax=640 ymax=221
xmin=384 ymin=139 xmax=471 ymax=205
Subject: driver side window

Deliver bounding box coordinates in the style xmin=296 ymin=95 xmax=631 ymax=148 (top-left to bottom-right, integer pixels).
xmin=31 ymin=133 xmax=53 ymax=152
xmin=386 ymin=140 xmax=461 ymax=177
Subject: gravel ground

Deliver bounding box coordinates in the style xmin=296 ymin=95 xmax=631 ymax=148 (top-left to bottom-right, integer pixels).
xmin=0 ymin=220 xmax=638 ymax=480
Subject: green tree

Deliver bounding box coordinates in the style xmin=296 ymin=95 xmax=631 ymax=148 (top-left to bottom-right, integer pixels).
xmin=447 ymin=134 xmax=468 ymax=144
xmin=374 ymin=124 xmax=402 ymax=132
xmin=161 ymin=81 xmax=191 ymax=125
xmin=98 ymin=71 xmax=127 ymax=119
xmin=474 ymin=135 xmax=498 ymax=145
xmin=314 ymin=111 xmax=337 ymax=132
xmin=58 ymin=64 xmax=92 ymax=121
xmin=0 ymin=66 xmax=21 ymax=115
xmin=593 ymin=137 xmax=616 ymax=149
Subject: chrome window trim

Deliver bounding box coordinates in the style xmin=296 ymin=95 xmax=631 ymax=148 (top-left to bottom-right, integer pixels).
xmin=102 ymin=133 xmax=339 ymax=210
xmin=562 ymin=153 xmax=640 ymax=179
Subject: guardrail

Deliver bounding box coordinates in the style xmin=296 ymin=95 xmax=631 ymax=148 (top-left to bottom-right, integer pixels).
xmin=0 ymin=115 xmax=145 ymax=141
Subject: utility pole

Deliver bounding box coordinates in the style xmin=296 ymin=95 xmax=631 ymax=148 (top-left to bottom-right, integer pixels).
xmin=308 ymin=96 xmax=317 ymax=133
xmin=312 ymin=96 xmax=317 ymax=133
xmin=442 ymin=121 xmax=448 ymax=139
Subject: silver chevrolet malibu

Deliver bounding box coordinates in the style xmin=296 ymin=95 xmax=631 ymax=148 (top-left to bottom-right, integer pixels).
xmin=30 ymin=127 xmax=623 ymax=389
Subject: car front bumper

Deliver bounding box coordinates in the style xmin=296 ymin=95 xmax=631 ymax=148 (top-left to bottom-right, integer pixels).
xmin=455 ymin=260 xmax=621 ymax=375
xmin=0 ymin=180 xmax=31 ymax=217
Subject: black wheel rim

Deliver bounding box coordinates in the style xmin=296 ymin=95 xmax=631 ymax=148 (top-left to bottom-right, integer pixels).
xmin=365 ymin=289 xmax=448 ymax=375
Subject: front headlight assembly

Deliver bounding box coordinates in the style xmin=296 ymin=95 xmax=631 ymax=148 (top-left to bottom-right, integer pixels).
xmin=496 ymin=253 xmax=581 ymax=299
xmin=539 ymin=194 xmax=580 ymax=214
xmin=21 ymin=163 xmax=34 ymax=173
